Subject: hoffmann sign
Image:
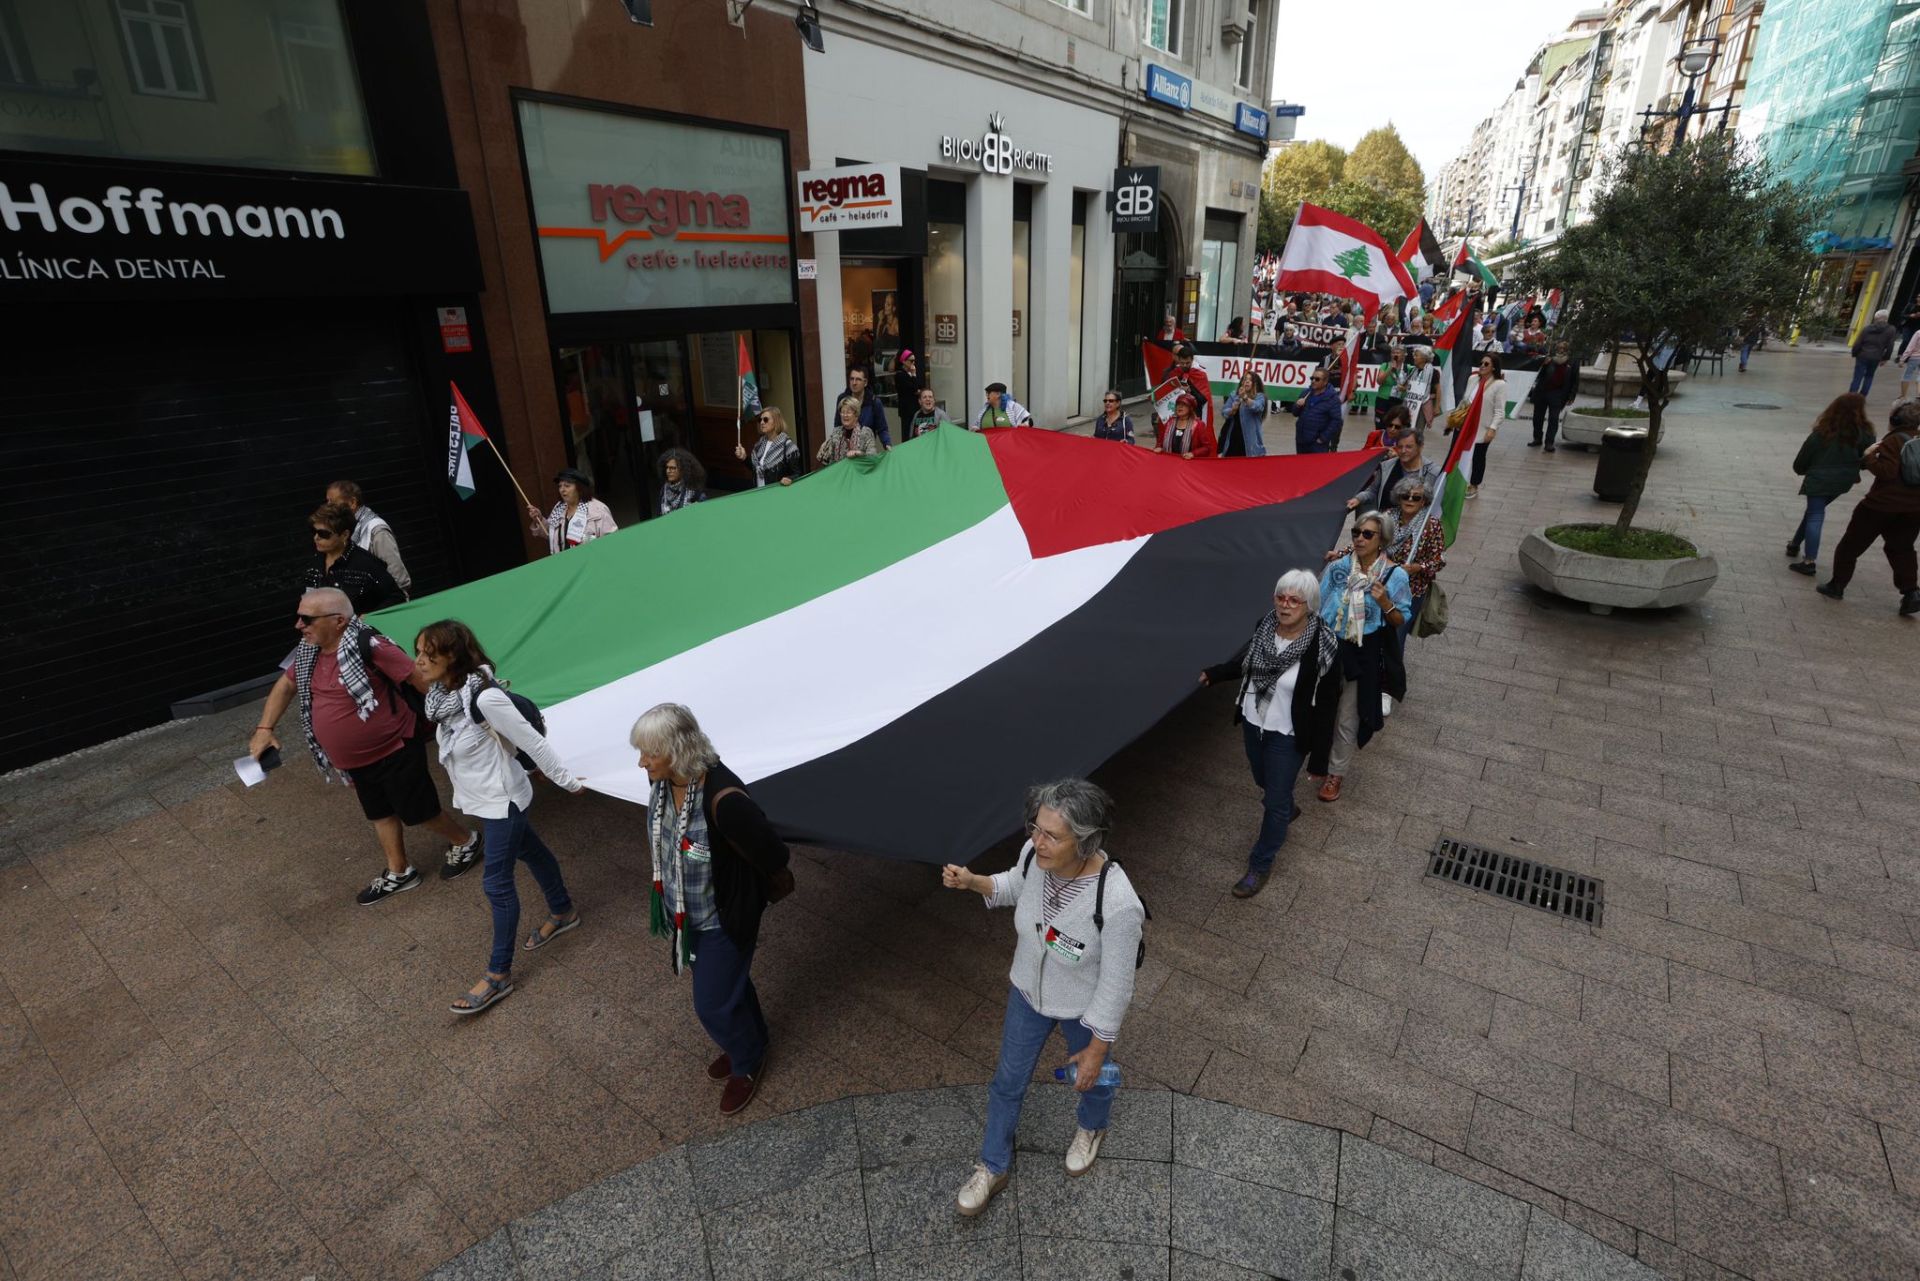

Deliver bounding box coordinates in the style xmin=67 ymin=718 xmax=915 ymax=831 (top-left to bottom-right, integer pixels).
xmin=796 ymin=164 xmax=902 ymax=233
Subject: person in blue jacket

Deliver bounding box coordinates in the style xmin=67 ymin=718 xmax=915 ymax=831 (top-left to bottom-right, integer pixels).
xmin=1286 ymin=367 xmax=1344 ymax=453
xmin=838 ymin=366 xmax=892 ymax=448
xmin=1219 ymin=372 xmax=1269 ymax=457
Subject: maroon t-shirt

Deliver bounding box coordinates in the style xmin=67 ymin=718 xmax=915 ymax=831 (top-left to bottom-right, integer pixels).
xmin=309 ymin=640 xmax=418 ymax=770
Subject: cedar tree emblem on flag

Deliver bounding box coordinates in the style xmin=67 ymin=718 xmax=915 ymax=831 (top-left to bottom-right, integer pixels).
xmin=1332 ymin=247 xmax=1371 ymax=280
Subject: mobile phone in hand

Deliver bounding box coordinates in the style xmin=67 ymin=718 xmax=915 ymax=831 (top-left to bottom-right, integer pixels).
xmin=258 ymin=746 xmax=283 ymax=772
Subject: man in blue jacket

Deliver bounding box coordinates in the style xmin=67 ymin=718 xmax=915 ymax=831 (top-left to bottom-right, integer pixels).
xmin=839 ymin=366 xmax=892 ymax=448
xmin=1286 ymin=367 xmax=1344 ymax=453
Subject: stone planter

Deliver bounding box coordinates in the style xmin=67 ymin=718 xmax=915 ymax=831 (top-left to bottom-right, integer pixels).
xmin=1518 ymin=528 xmax=1718 ymax=615
xmin=1576 ymin=364 xmax=1685 ymax=402
xmin=1558 ymin=409 xmax=1646 ymax=450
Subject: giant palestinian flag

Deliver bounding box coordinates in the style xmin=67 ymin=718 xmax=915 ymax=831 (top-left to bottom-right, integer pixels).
xmin=369 ymin=429 xmax=1375 ymax=862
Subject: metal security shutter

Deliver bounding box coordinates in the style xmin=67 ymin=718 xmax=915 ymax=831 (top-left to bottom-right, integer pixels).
xmin=0 ymin=299 xmax=452 ymax=771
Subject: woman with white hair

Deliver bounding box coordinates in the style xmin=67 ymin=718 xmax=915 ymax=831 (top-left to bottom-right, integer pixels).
xmin=1199 ymin=568 xmax=1343 ymax=897
xmin=631 ymin=703 xmax=794 ymax=1116
xmin=1852 ymin=309 xmax=1901 ymax=397
xmin=1313 ymin=510 xmax=1411 ymax=803
xmin=940 ymin=779 xmax=1146 ymax=1214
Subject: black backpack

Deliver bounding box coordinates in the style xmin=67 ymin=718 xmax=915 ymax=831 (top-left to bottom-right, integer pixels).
xmin=355 ymin=629 xmax=425 ymax=721
xmin=1021 ymin=847 xmax=1151 ymax=969
xmin=469 ymin=675 xmax=547 ymax=772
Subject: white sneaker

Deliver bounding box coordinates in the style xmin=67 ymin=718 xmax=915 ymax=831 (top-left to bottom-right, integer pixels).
xmin=955 ymin=1163 xmax=1007 ymax=1216
xmin=1065 ymin=1127 xmax=1105 ymax=1177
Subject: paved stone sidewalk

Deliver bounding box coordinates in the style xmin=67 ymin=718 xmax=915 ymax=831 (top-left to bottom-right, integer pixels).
xmin=1 ymin=344 xmax=1915 ymax=1281
xmin=425 ymin=1087 xmax=1661 ymax=1281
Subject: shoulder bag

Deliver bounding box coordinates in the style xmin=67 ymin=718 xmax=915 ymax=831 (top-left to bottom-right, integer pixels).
xmin=1412 ymin=581 xmax=1449 ymax=637
xmin=710 ymin=785 xmax=795 ymax=903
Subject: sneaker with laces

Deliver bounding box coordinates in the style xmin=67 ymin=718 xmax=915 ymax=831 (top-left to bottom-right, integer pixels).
xmin=441 ymin=831 xmax=481 ymax=880
xmin=1065 ymin=1127 xmax=1105 ymax=1177
xmin=356 ymin=866 xmax=420 ymax=906
xmin=955 ymin=1163 xmax=1008 ymax=1216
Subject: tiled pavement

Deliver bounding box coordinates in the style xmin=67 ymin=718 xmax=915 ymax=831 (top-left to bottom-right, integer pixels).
xmin=2 ymin=343 xmax=1916 ymax=1280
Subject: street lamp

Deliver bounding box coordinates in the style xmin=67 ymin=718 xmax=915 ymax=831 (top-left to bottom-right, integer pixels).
xmin=1638 ymin=36 xmax=1731 ymax=154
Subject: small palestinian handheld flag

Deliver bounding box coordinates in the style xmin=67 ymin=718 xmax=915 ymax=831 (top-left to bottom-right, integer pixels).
xmin=737 ymin=333 xmax=761 ymax=417
xmin=1453 ymin=240 xmax=1498 ymax=289
xmin=367 ymin=430 xmax=1377 ymax=862
xmin=447 ymin=382 xmax=489 ymax=500
xmin=1396 ymin=218 xmax=1445 ymax=286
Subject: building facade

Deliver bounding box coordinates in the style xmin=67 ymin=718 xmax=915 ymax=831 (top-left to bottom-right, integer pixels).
xmin=0 ymin=0 xmax=501 ymax=770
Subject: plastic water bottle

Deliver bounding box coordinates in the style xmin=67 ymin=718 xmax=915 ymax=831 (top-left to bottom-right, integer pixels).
xmin=1054 ymin=1061 xmax=1123 ymax=1087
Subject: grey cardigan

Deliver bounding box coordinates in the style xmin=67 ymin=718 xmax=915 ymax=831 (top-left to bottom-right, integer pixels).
xmin=986 ymin=845 xmax=1145 ymax=1042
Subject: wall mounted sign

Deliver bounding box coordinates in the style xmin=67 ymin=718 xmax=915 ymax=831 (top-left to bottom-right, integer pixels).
xmin=437 ymin=305 xmax=472 ymax=353
xmin=1111 ymin=165 xmax=1161 ymax=234
xmin=938 ymin=113 xmax=1055 ymax=175
xmin=1235 ymin=104 xmax=1269 ymax=140
xmin=796 ymin=163 xmax=903 ymax=232
xmin=517 ymin=98 xmax=793 ymax=315
xmin=933 ymin=313 xmax=958 ymax=344
xmin=1144 ymin=64 xmax=1192 ymax=111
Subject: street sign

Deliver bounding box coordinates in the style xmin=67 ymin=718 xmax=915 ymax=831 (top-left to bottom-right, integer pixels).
xmin=1270 ymin=103 xmax=1306 ymax=118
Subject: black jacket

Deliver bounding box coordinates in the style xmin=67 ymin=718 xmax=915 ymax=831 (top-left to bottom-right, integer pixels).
xmin=1529 ymin=360 xmax=1577 ymax=408
xmin=304 ymin=544 xmax=404 ymax=616
xmin=1204 ymin=620 xmax=1343 ymax=775
xmin=702 ymin=761 xmax=791 ymax=952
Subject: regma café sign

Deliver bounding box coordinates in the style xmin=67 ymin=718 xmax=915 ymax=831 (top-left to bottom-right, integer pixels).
xmin=0 ymin=158 xmax=477 ymax=300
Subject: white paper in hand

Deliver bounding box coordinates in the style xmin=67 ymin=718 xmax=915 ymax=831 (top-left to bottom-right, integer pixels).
xmin=232 ymin=755 xmax=268 ymax=788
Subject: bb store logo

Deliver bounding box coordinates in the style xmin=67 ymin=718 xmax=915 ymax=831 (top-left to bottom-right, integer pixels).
xmin=939 ymin=113 xmax=1055 ymax=175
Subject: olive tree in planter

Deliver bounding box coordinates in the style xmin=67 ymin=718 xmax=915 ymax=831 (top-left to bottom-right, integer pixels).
xmin=1504 ymin=136 xmax=1820 ymax=612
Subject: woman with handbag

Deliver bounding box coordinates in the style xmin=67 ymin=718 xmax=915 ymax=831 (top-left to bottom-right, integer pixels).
xmin=1313 ymin=511 xmax=1411 ymax=803
xmin=631 ymin=702 xmax=794 ymax=1115
xmin=1328 ymin=480 xmax=1444 ymax=641
xmin=1447 ymin=354 xmax=1506 ymax=499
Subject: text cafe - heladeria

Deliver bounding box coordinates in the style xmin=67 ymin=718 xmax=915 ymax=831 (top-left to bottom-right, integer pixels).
xmin=560 ymin=182 xmax=790 ymax=274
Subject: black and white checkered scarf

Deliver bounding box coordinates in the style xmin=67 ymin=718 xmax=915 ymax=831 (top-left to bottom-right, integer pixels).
xmin=292 ymin=618 xmax=380 ymax=783
xmin=1241 ymin=612 xmax=1336 ymax=719
xmin=750 ymin=433 xmax=799 ymax=487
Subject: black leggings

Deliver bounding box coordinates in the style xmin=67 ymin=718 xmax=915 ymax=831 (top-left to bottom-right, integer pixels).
xmin=1471 ymin=441 xmax=1491 ymax=487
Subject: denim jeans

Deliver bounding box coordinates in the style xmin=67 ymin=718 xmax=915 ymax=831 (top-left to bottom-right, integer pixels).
xmin=980 ymin=985 xmax=1116 ymax=1174
xmin=1739 ymin=342 xmax=1753 ymax=370
xmin=1791 ymin=494 xmax=1833 ymax=562
xmin=482 ymin=803 xmax=573 ymax=975
xmin=1850 ymin=357 xmax=1878 ymax=396
xmin=691 ymin=926 xmax=769 ymax=1077
xmin=1240 ymin=719 xmax=1305 ymax=876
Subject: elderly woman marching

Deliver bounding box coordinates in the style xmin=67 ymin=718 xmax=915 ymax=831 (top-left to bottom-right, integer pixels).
xmin=1314 ymin=510 xmax=1411 ymax=803
xmin=940 ymin=780 xmax=1146 ymax=1215
xmin=1329 ymin=479 xmax=1445 ymax=640
xmin=1199 ymin=569 xmax=1341 ymax=898
xmin=632 ymin=703 xmax=794 ymax=1116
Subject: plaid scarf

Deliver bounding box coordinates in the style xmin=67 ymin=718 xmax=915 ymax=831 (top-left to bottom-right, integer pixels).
xmin=1242 ymin=613 xmax=1337 ymax=718
xmin=750 ymin=433 xmax=799 ymax=486
xmin=292 ymin=619 xmax=379 ymax=783
xmin=647 ymin=777 xmax=704 ymax=974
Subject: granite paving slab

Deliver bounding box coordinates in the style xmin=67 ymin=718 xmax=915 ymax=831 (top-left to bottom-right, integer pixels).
xmin=1338 ymin=1134 xmax=1530 ymax=1277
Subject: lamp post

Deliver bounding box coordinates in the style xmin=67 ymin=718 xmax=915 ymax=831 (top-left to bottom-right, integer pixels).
xmin=1637 ymin=37 xmax=1731 ymax=154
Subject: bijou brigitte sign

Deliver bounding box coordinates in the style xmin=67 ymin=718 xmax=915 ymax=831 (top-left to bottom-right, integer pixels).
xmin=517 ymin=98 xmax=793 ymax=314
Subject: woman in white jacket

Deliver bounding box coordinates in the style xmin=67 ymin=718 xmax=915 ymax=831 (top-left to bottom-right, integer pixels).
xmin=414 ymin=619 xmax=586 ymax=1015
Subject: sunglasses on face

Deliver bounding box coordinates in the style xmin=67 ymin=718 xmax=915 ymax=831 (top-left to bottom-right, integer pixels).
xmin=1353 ymin=529 xmax=1380 ymax=541
xmin=311 ymin=528 xmax=336 ymax=538
xmin=295 ymin=612 xmax=342 ymax=625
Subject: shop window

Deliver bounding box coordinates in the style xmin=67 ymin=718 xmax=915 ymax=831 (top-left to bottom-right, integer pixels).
xmin=116 ymin=0 xmax=206 ymax=99
xmin=1144 ymin=0 xmax=1184 ymax=57
xmin=0 ymin=0 xmax=373 ymax=174
xmin=1070 ymin=192 xmax=1086 ymax=416
xmin=1011 ymin=183 xmax=1033 ymax=409
xmin=925 ymin=178 xmax=968 ymax=422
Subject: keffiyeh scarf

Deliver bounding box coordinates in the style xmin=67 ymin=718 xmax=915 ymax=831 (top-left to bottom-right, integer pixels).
xmin=423 ymin=669 xmax=485 ymax=727
xmin=647 ymin=778 xmax=704 ymax=974
xmin=293 ymin=618 xmax=378 ymax=783
xmin=750 ymin=433 xmax=799 ymax=486
xmin=1241 ymin=612 xmax=1338 ymax=718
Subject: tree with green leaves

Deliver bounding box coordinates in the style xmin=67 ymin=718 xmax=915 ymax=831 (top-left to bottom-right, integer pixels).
xmin=1315 ymin=180 xmax=1423 ymax=249
xmin=1259 ymin=141 xmax=1346 ymax=253
xmin=1347 ymin=126 xmax=1425 ymax=202
xmin=1505 ymin=135 xmax=1821 ymax=532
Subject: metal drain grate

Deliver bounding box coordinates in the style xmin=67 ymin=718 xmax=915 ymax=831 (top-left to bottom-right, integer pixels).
xmin=1732 ymin=403 xmax=1782 ymax=410
xmin=1426 ymin=837 xmax=1604 ymax=925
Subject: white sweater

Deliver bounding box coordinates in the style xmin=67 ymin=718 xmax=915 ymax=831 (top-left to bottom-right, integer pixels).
xmin=434 ymin=684 xmax=581 ymax=819
xmin=986 ymin=844 xmax=1145 ymax=1042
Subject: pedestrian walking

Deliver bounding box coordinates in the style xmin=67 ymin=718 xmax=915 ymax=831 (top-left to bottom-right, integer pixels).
xmin=940 ymin=779 xmax=1145 ymax=1214
xmin=1738 ymin=316 xmax=1764 ymax=373
xmin=1218 ymin=372 xmax=1269 ymax=457
xmin=1347 ymin=425 xmax=1442 ymax=516
xmin=1155 ymin=394 xmax=1217 ymax=458
xmin=657 ymin=448 xmax=708 ymax=513
xmin=325 ymin=480 xmax=411 ymax=596
xmin=818 ymin=397 xmax=882 ymax=466
xmin=1092 ymin=390 xmax=1136 ymax=444
xmin=305 ymin=502 xmax=406 ymax=616
xmin=1286 ymin=367 xmax=1343 ymax=453
xmin=1898 ymin=330 xmax=1920 ymax=403
xmin=1817 ymin=401 xmax=1920 ymax=615
xmin=1400 ymin=345 xmax=1438 ymax=437
xmin=839 ymin=366 xmax=893 ymax=447
xmin=1451 ymin=354 xmax=1506 ymax=498
xmin=1332 ymin=483 xmax=1445 ymax=639
xmin=632 ymin=703 xmax=793 ymax=1115
xmin=735 ymin=407 xmax=802 ymax=488
xmin=975 ymin=382 xmax=1033 ymax=429
xmin=1851 ymin=310 xmax=1900 ymax=397
xmin=1373 ymin=346 xmax=1409 ymax=439
xmin=248 ymin=588 xmax=480 ymax=903
xmin=1527 ymin=343 xmax=1577 ymax=452
xmin=414 ymin=620 xmax=584 ymax=1016
xmin=1313 ymin=512 xmax=1410 ymax=803
xmin=1786 ymin=393 xmax=1873 ymax=576
xmin=1199 ymin=571 xmax=1340 ymax=898
xmin=528 ymin=468 xmax=618 ymax=554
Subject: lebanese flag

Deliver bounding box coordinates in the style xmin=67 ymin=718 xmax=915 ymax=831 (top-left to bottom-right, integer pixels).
xmin=367 ymin=430 xmax=1375 ymax=861
xmin=1275 ymin=203 xmax=1417 ymax=323
xmin=447 ymin=382 xmax=489 ymax=500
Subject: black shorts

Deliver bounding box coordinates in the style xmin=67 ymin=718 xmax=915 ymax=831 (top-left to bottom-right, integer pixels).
xmin=347 ymin=736 xmax=443 ymax=825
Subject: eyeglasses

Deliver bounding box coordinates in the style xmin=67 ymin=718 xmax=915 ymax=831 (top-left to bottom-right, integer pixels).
xmin=311 ymin=528 xmax=336 ymax=538
xmin=1402 ymin=494 xmax=1427 ymax=504
xmin=1103 ymin=397 xmax=1119 ymax=404
xmin=295 ymin=612 xmax=342 ymax=625
xmin=1353 ymin=529 xmax=1380 ymax=541
xmin=1274 ymin=593 xmax=1307 ymax=606
xmin=1024 ymin=821 xmax=1071 ymax=847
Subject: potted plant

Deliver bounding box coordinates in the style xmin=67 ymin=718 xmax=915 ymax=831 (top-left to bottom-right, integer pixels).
xmin=1505 ymin=135 xmax=1821 ymax=613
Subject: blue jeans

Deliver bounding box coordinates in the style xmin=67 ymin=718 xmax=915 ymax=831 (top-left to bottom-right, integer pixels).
xmin=1240 ymin=720 xmax=1305 ymax=875
xmin=1739 ymin=342 xmax=1753 ymax=370
xmin=691 ymin=926 xmax=768 ymax=1077
xmin=1792 ymin=495 xmax=1833 ymax=561
xmin=1850 ymin=357 xmax=1878 ymax=395
xmin=980 ymin=985 xmax=1116 ymax=1174
xmin=481 ymin=804 xmax=572 ymax=975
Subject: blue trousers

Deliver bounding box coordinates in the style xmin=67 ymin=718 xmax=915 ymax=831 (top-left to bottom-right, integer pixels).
xmin=1739 ymin=342 xmax=1753 ymax=370
xmin=482 ymin=803 xmax=572 ymax=975
xmin=1791 ymin=495 xmax=1833 ymax=562
xmin=980 ymin=986 xmax=1115 ymax=1174
xmin=1850 ymin=357 xmax=1878 ymax=396
xmin=691 ymin=926 xmax=768 ymax=1077
xmin=1240 ymin=719 xmax=1305 ymax=875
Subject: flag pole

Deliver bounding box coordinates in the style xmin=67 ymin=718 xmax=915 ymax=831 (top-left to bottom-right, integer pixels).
xmin=482 ymin=436 xmax=539 ymax=515
xmin=735 ymin=331 xmax=745 ymax=451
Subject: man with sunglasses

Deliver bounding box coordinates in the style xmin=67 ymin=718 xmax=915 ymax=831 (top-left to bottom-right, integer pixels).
xmin=249 ymin=587 xmax=479 ymax=904
xmin=1285 ymin=365 xmax=1344 ymax=454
